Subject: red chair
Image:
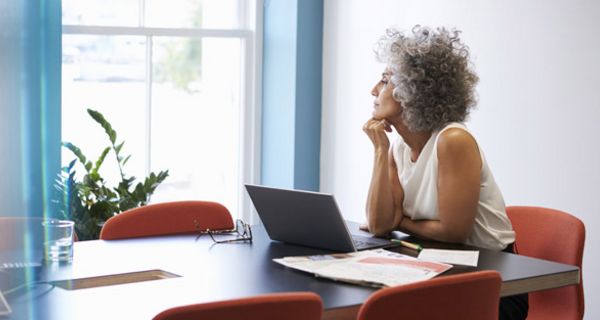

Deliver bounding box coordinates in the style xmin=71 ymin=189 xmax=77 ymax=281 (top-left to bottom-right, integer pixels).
xmin=507 ymin=206 xmax=585 ymax=320
xmin=153 ymin=292 xmax=323 ymax=320
xmin=357 ymin=271 xmax=502 ymax=320
xmin=100 ymin=201 xmax=234 ymax=240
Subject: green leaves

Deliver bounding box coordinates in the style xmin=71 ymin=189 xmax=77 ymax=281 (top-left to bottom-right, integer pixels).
xmin=57 ymin=109 xmax=169 ymax=240
xmin=88 ymin=109 xmax=117 ymax=144
xmin=93 ymin=147 xmax=110 ymax=175
xmin=62 ymin=142 xmax=93 ymax=173
xmin=115 ymin=141 xmax=125 ymax=155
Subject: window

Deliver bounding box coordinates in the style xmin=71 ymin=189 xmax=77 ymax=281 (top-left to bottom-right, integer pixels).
xmin=62 ymin=0 xmax=261 ymax=220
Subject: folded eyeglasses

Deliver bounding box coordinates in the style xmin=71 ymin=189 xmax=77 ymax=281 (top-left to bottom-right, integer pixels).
xmin=193 ymin=219 xmax=252 ymax=243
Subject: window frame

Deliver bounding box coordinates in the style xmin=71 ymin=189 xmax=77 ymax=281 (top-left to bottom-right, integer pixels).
xmin=61 ymin=0 xmax=263 ymax=223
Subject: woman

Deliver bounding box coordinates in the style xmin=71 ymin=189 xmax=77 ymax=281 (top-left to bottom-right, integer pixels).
xmin=363 ymin=25 xmax=527 ymax=319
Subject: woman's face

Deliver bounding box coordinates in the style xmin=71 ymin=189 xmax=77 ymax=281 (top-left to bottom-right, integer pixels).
xmin=371 ymin=70 xmax=402 ymax=121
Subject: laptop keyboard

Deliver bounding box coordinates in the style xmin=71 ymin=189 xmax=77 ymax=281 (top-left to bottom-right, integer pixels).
xmin=352 ymin=235 xmax=391 ymax=249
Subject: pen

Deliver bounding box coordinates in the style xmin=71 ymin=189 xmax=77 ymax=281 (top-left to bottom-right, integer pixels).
xmin=391 ymin=239 xmax=423 ymax=251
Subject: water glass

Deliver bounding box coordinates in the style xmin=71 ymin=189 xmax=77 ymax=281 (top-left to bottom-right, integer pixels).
xmin=42 ymin=219 xmax=75 ymax=262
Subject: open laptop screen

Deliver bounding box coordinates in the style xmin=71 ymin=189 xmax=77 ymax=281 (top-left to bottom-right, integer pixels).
xmin=245 ymin=184 xmax=392 ymax=252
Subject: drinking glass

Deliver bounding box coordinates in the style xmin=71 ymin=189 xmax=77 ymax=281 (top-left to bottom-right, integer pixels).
xmin=42 ymin=219 xmax=75 ymax=262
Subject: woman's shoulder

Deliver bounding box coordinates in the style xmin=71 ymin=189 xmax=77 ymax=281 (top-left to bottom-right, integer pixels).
xmin=437 ymin=122 xmax=469 ymax=136
xmin=436 ymin=123 xmax=480 ymax=160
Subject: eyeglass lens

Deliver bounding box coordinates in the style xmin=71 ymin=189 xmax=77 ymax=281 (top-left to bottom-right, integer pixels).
xmin=236 ymin=219 xmax=246 ymax=236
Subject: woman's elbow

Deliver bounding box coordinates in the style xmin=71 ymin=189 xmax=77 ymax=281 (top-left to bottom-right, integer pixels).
xmin=367 ymin=222 xmax=394 ymax=237
xmin=442 ymin=228 xmax=470 ymax=243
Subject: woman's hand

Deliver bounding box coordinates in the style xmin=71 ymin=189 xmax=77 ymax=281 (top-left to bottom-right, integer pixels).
xmin=363 ymin=118 xmax=392 ymax=151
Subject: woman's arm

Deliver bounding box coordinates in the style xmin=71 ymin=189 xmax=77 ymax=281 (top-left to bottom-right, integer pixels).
xmin=364 ymin=119 xmax=404 ymax=236
xmin=399 ymin=128 xmax=481 ymax=243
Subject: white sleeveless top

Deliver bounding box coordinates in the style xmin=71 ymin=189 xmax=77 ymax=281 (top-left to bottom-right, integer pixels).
xmin=391 ymin=122 xmax=515 ymax=250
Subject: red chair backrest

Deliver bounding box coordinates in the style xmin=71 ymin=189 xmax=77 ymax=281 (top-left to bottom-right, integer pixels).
xmin=357 ymin=270 xmax=501 ymax=320
xmin=506 ymin=206 xmax=585 ymax=320
xmin=153 ymin=292 xmax=323 ymax=320
xmin=100 ymin=201 xmax=234 ymax=240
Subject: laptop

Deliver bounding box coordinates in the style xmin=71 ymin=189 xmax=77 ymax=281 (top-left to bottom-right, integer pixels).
xmin=245 ymin=184 xmax=394 ymax=252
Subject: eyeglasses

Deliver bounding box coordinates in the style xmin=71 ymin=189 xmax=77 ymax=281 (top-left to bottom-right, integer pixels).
xmin=194 ymin=219 xmax=252 ymax=244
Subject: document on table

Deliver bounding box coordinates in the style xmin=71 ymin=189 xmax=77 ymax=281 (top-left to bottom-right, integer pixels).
xmin=418 ymin=249 xmax=479 ymax=267
xmin=273 ymin=249 xmax=452 ymax=288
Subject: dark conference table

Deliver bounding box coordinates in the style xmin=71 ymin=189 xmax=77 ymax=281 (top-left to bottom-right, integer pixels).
xmin=2 ymin=223 xmax=579 ymax=320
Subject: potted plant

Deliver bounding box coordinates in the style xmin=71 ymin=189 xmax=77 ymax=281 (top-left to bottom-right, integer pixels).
xmin=55 ymin=109 xmax=169 ymax=240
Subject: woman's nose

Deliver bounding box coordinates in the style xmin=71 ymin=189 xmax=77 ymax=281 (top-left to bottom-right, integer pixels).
xmin=371 ymin=84 xmax=379 ymax=97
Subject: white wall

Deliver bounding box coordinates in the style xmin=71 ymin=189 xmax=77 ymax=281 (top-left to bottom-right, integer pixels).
xmin=321 ymin=0 xmax=600 ymax=318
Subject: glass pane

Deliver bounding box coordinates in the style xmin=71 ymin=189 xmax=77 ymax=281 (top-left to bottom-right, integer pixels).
xmin=145 ymin=0 xmax=241 ymax=29
xmin=62 ymin=0 xmax=139 ymax=26
xmin=150 ymin=37 xmax=242 ymax=217
xmin=62 ymin=35 xmax=147 ymax=186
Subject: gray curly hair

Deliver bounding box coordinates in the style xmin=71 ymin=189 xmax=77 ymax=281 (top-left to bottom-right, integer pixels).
xmin=375 ymin=25 xmax=479 ymax=132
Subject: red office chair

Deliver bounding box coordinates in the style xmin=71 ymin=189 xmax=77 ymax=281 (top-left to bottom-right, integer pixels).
xmin=506 ymin=206 xmax=585 ymax=320
xmin=153 ymin=292 xmax=323 ymax=320
xmin=100 ymin=201 xmax=234 ymax=240
xmin=357 ymin=271 xmax=502 ymax=320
